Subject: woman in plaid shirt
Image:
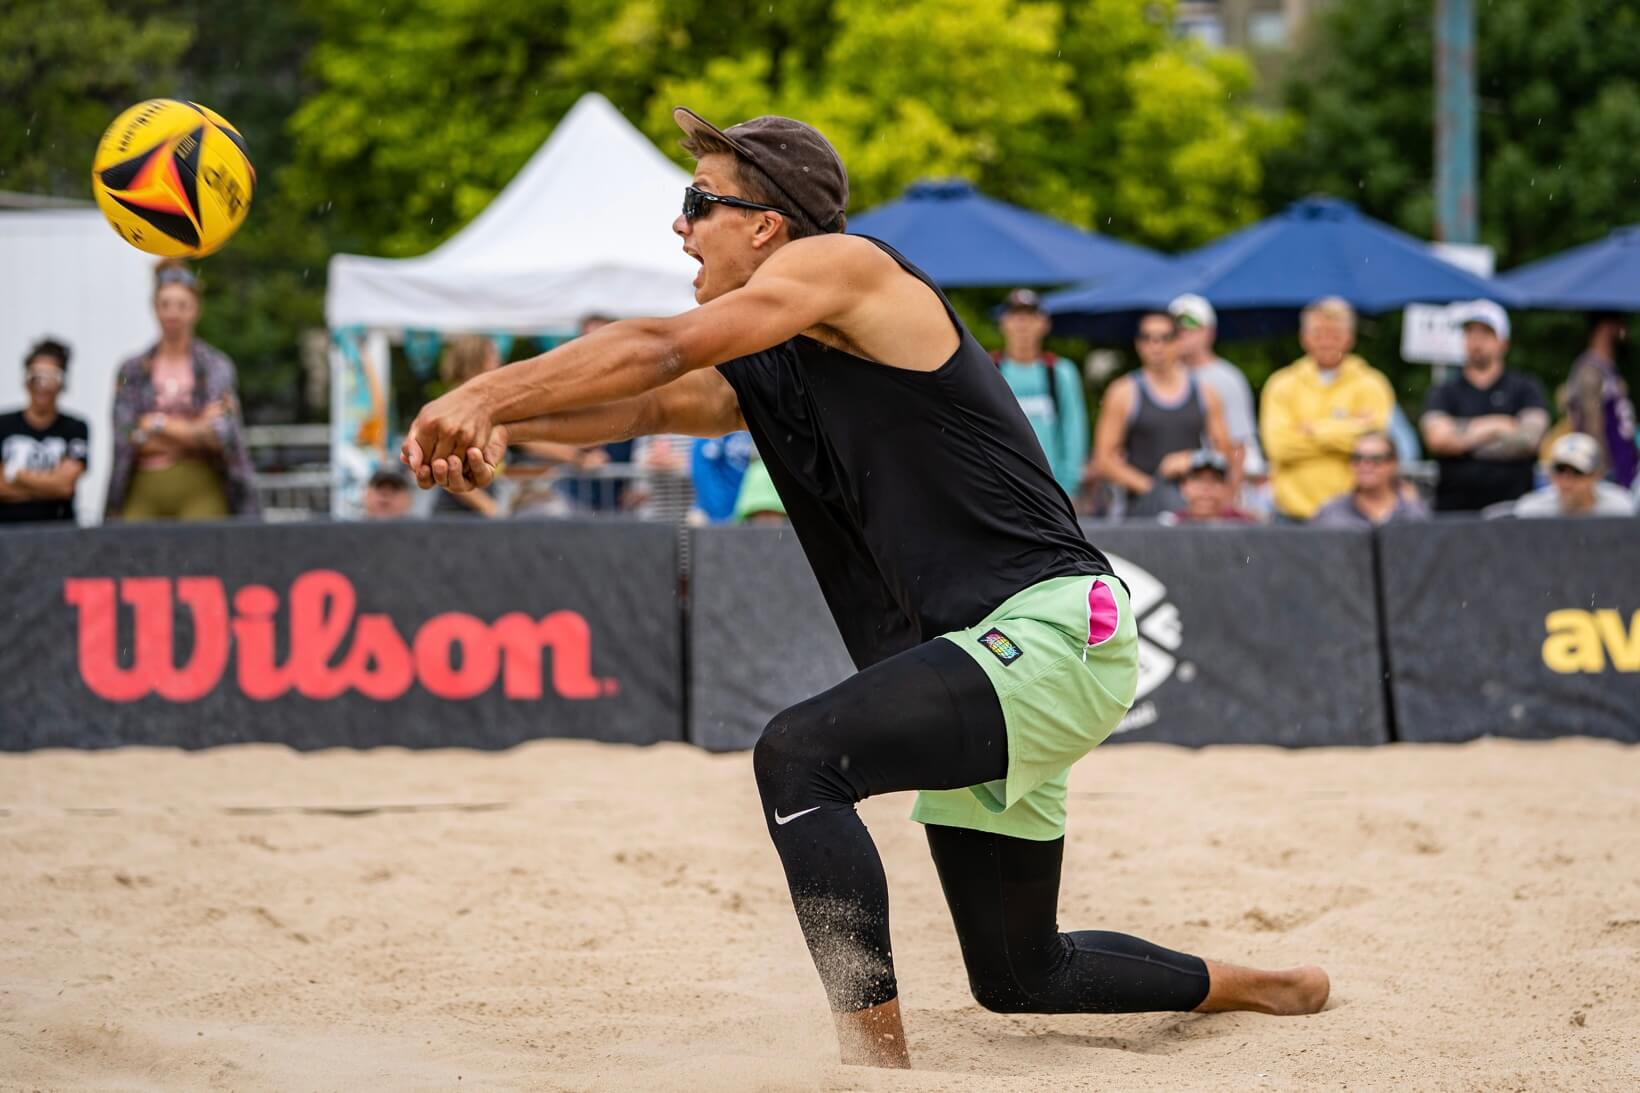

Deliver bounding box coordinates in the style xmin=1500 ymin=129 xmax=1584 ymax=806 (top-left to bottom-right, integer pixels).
xmin=105 ymin=261 xmax=258 ymax=521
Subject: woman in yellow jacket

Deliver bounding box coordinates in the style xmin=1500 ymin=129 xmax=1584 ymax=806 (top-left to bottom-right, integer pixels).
xmin=1260 ymin=297 xmax=1396 ymax=521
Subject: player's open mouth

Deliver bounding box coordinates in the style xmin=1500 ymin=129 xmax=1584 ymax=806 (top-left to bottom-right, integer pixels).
xmin=684 ymin=246 xmax=703 ymax=287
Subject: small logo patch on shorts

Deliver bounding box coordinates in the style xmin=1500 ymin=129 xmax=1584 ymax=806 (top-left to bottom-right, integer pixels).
xmin=977 ymin=627 xmax=1024 ymax=666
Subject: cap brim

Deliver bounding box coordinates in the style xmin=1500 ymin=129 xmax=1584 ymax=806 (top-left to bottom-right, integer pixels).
xmin=673 ymin=107 xmax=756 ymax=161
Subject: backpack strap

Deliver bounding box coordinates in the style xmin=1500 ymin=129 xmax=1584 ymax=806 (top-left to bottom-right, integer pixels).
xmin=993 ymin=351 xmax=1064 ymax=422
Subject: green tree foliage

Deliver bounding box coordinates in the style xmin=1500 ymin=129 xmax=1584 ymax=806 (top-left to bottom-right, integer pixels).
xmin=0 ymin=0 xmax=190 ymax=196
xmin=163 ymin=1 xmax=326 ymax=417
xmin=1271 ymin=0 xmax=1640 ymax=267
xmin=287 ymin=0 xmax=1290 ymax=261
xmin=8 ymin=1 xmax=1293 ymax=417
xmin=1271 ymin=0 xmax=1640 ymax=405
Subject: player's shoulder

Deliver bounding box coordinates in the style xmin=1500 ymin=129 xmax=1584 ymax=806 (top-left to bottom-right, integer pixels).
xmin=761 ymin=232 xmax=896 ymax=278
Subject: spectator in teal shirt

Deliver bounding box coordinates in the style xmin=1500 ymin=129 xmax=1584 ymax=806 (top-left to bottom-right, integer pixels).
xmin=994 ymin=288 xmax=1088 ymax=495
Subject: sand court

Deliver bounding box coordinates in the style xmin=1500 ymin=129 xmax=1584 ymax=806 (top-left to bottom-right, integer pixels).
xmin=2 ymin=737 xmax=1637 ymax=1091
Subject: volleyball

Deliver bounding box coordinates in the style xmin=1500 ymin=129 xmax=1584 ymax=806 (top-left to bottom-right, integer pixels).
xmin=91 ymin=99 xmax=255 ymax=258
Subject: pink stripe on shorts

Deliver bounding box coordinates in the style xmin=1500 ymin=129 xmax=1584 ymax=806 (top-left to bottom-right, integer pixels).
xmin=1087 ymin=580 xmax=1119 ymax=648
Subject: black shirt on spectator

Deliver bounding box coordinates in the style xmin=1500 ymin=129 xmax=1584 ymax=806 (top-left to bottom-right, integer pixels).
xmin=1423 ymin=371 xmax=1547 ymax=512
xmin=0 ymin=409 xmax=89 ymax=524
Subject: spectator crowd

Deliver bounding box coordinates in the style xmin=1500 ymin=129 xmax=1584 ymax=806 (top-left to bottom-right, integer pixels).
xmin=2 ymin=262 xmax=1636 ymax=529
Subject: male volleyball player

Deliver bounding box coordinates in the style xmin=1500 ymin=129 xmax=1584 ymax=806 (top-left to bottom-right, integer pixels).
xmin=403 ymin=109 xmax=1329 ymax=1069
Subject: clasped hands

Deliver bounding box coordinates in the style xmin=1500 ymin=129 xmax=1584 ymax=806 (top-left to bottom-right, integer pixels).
xmin=400 ymin=386 xmax=510 ymax=494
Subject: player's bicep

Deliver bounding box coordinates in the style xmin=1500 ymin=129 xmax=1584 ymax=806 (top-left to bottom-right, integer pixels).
xmin=663 ymin=240 xmax=862 ymax=370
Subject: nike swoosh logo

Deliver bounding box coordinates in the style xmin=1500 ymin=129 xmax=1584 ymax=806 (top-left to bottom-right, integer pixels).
xmin=774 ymin=806 xmax=822 ymax=826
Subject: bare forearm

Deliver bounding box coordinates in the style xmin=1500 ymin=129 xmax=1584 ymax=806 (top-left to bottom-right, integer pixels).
xmin=1423 ymin=433 xmax=1470 ymax=456
xmin=452 ymin=487 xmax=499 ymax=516
xmin=12 ymin=466 xmax=79 ymax=499
xmin=477 ymin=321 xmax=684 ymax=424
xmin=1095 ymin=453 xmax=1152 ymax=494
xmin=505 ymin=397 xmax=655 ymax=447
xmin=1472 ymin=429 xmax=1541 ymax=460
xmin=149 ymin=417 xmax=223 ymax=454
xmin=187 ymin=420 xmax=225 ymax=453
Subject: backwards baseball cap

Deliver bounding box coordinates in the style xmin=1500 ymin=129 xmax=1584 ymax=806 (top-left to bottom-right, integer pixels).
xmin=1549 ymin=432 xmax=1602 ymax=475
xmin=674 ymin=108 xmax=849 ymax=233
xmin=1455 ymin=299 xmax=1510 ymax=340
xmin=1168 ymin=293 xmax=1217 ymax=331
xmin=1002 ymin=288 xmax=1042 ymax=313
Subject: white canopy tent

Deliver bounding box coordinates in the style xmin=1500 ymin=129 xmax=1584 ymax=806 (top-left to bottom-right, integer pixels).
xmin=324 ymin=93 xmax=699 ymax=333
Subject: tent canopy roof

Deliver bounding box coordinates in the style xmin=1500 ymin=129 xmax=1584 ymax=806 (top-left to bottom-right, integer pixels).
xmin=847 ymin=178 xmax=1164 ymax=288
xmin=325 ymin=93 xmax=698 ymax=334
xmin=1500 ymin=225 xmax=1640 ymax=313
xmin=1044 ymin=197 xmax=1518 ymax=340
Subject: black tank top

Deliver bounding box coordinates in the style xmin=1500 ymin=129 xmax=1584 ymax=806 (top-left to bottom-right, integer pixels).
xmin=718 ymin=238 xmax=1112 ymax=670
xmin=1125 ymin=371 xmax=1206 ymax=479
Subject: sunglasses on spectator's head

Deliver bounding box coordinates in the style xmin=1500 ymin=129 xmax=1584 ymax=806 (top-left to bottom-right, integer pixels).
xmin=1350 ymin=452 xmax=1393 ymax=464
xmin=683 ymin=185 xmax=788 ymax=223
xmin=156 ymin=266 xmax=198 ymax=289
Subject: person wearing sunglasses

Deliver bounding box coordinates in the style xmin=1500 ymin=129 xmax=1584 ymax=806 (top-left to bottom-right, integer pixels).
xmin=403 ymin=108 xmax=1326 ymax=1068
xmin=1507 ymin=432 xmax=1635 ymax=518
xmin=1312 ymin=432 xmax=1429 ymax=528
xmin=0 ymin=338 xmax=89 ymax=525
xmin=1091 ymin=310 xmax=1233 ymax=518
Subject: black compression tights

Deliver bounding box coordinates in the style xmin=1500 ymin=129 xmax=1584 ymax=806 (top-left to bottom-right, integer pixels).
xmin=752 ymin=636 xmax=1211 ymax=1015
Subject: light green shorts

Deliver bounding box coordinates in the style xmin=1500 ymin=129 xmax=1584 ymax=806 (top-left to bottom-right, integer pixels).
xmin=910 ymin=573 xmax=1138 ymax=841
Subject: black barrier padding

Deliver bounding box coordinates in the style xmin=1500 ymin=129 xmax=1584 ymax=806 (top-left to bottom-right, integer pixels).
xmin=1087 ymin=525 xmax=1387 ymax=747
xmin=688 ymin=526 xmax=854 ymax=751
xmin=689 ymin=525 xmax=1388 ymax=751
xmin=1379 ymin=517 xmax=1640 ymax=743
xmin=0 ymin=520 xmax=681 ymax=750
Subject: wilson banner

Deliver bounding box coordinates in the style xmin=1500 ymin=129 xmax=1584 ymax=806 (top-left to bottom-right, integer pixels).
xmin=0 ymin=520 xmax=681 ymax=750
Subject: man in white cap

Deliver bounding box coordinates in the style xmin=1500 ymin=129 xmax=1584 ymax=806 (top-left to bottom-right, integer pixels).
xmin=1420 ymin=300 xmax=1550 ymax=512
xmin=1510 ymin=432 xmax=1636 ymax=518
xmin=1168 ymin=294 xmax=1262 ymax=505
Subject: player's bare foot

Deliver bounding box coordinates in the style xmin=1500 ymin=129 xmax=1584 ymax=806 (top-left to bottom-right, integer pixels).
xmin=834 ymin=997 xmax=912 ymax=1068
xmin=1195 ymin=960 xmax=1330 ymax=1016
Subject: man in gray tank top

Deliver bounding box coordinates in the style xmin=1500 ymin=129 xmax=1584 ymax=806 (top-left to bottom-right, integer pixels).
xmin=1093 ymin=311 xmax=1232 ymax=517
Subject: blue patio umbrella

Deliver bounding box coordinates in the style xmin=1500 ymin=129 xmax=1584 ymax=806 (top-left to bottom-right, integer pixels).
xmin=1043 ymin=196 xmax=1519 ymax=340
xmin=847 ymin=179 xmax=1166 ymax=288
xmin=1499 ymin=225 xmax=1640 ymax=312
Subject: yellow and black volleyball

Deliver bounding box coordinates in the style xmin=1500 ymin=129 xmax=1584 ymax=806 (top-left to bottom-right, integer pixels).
xmin=92 ymin=99 xmax=254 ymax=258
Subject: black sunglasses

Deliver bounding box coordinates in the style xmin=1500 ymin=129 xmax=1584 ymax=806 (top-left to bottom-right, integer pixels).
xmin=1551 ymin=463 xmax=1589 ymax=476
xmin=683 ymin=185 xmax=788 ymax=223
xmin=1350 ymin=452 xmax=1393 ymax=464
